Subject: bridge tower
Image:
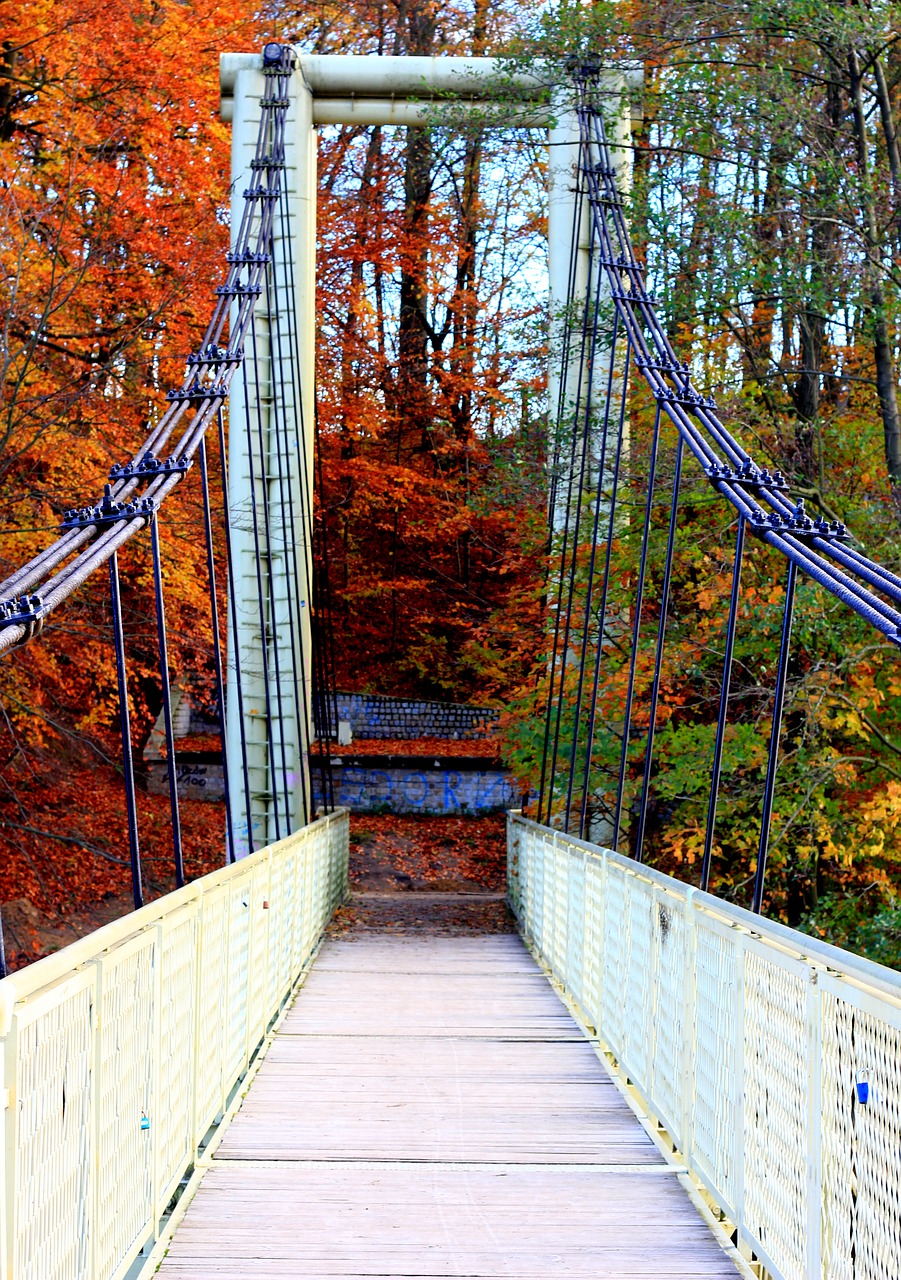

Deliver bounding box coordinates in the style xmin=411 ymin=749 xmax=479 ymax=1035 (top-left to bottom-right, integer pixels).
xmin=220 ymin=52 xmax=637 ymax=851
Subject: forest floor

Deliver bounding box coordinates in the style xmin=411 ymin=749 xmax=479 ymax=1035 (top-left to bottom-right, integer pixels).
xmin=333 ymin=811 xmax=514 ymax=934
xmin=0 ymin=794 xmax=512 ymax=969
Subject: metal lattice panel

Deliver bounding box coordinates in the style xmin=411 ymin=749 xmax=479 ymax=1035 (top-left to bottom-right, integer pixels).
xmin=246 ymin=861 xmax=271 ymax=1053
xmin=551 ymin=838 xmax=568 ymax=977
xmin=648 ymin=891 xmax=686 ymax=1145
xmin=13 ymin=977 xmax=94 ymax=1280
xmin=224 ymin=871 xmax=253 ymax=1081
xmin=155 ymin=912 xmax=198 ymax=1209
xmin=600 ymin=864 xmax=627 ymax=1058
xmin=95 ymin=937 xmax=156 ymax=1280
xmin=690 ymin=919 xmax=740 ymax=1214
xmin=621 ymin=878 xmax=653 ymax=1085
xmin=582 ymin=854 xmax=605 ymax=1033
xmin=505 ymin=813 xmax=901 ymax=1280
xmin=565 ymin=853 xmax=587 ymax=1007
xmin=742 ymin=948 xmax=810 ymax=1280
xmin=194 ymin=886 xmax=229 ymax=1139
xmin=0 ymin=810 xmax=349 ymax=1280
xmin=821 ymin=986 xmax=901 ymax=1280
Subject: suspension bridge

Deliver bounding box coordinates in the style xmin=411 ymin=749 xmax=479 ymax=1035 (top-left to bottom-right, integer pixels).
xmin=1 ymin=44 xmax=900 ymax=1280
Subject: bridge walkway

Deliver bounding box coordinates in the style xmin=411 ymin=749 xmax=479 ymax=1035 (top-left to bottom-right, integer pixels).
xmin=156 ymin=932 xmax=740 ymax=1278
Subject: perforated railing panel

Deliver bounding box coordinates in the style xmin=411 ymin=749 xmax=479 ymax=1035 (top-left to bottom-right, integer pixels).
xmin=156 ymin=911 xmax=198 ymax=1212
xmin=194 ymin=885 xmax=228 ymax=1142
xmin=648 ymin=890 xmax=685 ymax=1144
xmin=0 ymin=809 xmax=348 ymax=1280
xmin=742 ymin=948 xmax=810 ymax=1280
xmin=691 ymin=919 xmax=740 ymax=1215
xmin=12 ymin=974 xmax=95 ymax=1280
xmin=508 ymin=811 xmax=901 ymax=1280
xmin=95 ymin=935 xmax=156 ymax=1280
xmin=821 ymin=984 xmax=901 ymax=1280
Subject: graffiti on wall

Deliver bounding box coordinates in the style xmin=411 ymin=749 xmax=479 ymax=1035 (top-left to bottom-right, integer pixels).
xmin=317 ymin=765 xmax=525 ymax=815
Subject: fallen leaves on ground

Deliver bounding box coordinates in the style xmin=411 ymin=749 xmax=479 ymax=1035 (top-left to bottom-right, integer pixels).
xmin=349 ymin=811 xmax=507 ymax=892
xmin=0 ymin=763 xmax=226 ymax=969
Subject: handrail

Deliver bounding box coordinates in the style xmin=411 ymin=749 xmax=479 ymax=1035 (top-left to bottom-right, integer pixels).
xmin=1 ymin=809 xmax=349 ymax=1280
xmin=508 ymin=810 xmax=901 ymax=1280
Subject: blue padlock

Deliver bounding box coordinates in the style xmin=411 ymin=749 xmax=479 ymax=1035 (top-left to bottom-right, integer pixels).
xmin=141 ymin=1114 xmax=151 ymax=1131
xmin=856 ymin=1072 xmax=869 ymax=1105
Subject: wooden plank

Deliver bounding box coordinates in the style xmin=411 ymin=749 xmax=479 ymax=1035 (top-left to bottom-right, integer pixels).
xmin=157 ymin=933 xmax=740 ymax=1278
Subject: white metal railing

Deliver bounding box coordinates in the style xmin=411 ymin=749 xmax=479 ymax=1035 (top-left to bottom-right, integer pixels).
xmin=0 ymin=808 xmax=348 ymax=1280
xmin=508 ymin=810 xmax=901 ymax=1280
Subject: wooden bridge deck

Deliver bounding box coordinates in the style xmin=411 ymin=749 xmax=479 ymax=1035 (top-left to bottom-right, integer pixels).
xmin=157 ymin=933 xmax=740 ymax=1278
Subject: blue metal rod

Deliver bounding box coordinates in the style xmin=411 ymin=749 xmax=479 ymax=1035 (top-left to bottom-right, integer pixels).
xmin=263 ymin=252 xmax=310 ymax=829
xmin=241 ymin=334 xmax=282 ymax=844
xmin=752 ymin=559 xmax=798 ymax=914
xmin=150 ymin=515 xmax=185 ymax=887
xmin=564 ymin=203 xmax=624 ymax=832
xmin=700 ymin=515 xmax=746 ymax=892
xmin=611 ymin=402 xmax=664 ymax=849
xmin=198 ymin=437 xmax=236 ymax=864
xmin=215 ymin=407 xmax=254 ymax=856
xmin=538 ymin=200 xmax=600 ymax=824
xmin=249 ymin=312 xmax=292 ymax=839
xmin=634 ymin=434 xmax=684 ymax=863
xmin=109 ymin=551 xmax=143 ymax=910
xmin=575 ymin=337 xmax=632 ymax=840
xmin=275 ymin=181 xmax=322 ymax=816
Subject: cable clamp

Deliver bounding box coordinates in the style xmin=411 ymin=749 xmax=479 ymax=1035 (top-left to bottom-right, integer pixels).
xmin=215 ymin=278 xmax=263 ymax=298
xmin=109 ymin=452 xmax=192 ymax=483
xmin=747 ymin=500 xmax=847 ymax=541
xmin=61 ymin=486 xmax=156 ymax=531
xmin=186 ymin=345 xmax=243 ymax=370
xmin=225 ymin=249 xmax=271 ymax=265
xmin=661 ymin=386 xmax=703 ymax=409
xmin=242 ymin=185 xmax=280 ymax=202
xmin=166 ymin=378 xmax=228 ymax=404
xmin=0 ymin=592 xmax=45 ymax=642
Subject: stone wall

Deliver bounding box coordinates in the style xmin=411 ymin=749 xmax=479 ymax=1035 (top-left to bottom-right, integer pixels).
xmin=313 ymin=756 xmax=527 ymax=815
xmin=335 ymin=692 xmax=499 ymax=740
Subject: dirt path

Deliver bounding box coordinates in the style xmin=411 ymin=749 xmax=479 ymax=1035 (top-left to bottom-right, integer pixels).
xmin=336 ymin=812 xmax=515 ymax=934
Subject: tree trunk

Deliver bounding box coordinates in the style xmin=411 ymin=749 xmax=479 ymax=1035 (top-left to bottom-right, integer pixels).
xmin=396 ymin=0 xmax=435 ymax=450
xmin=848 ymin=48 xmax=901 ymax=485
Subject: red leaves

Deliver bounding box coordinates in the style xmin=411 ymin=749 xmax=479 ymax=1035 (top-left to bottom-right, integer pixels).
xmin=349 ymin=812 xmax=507 ymax=892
